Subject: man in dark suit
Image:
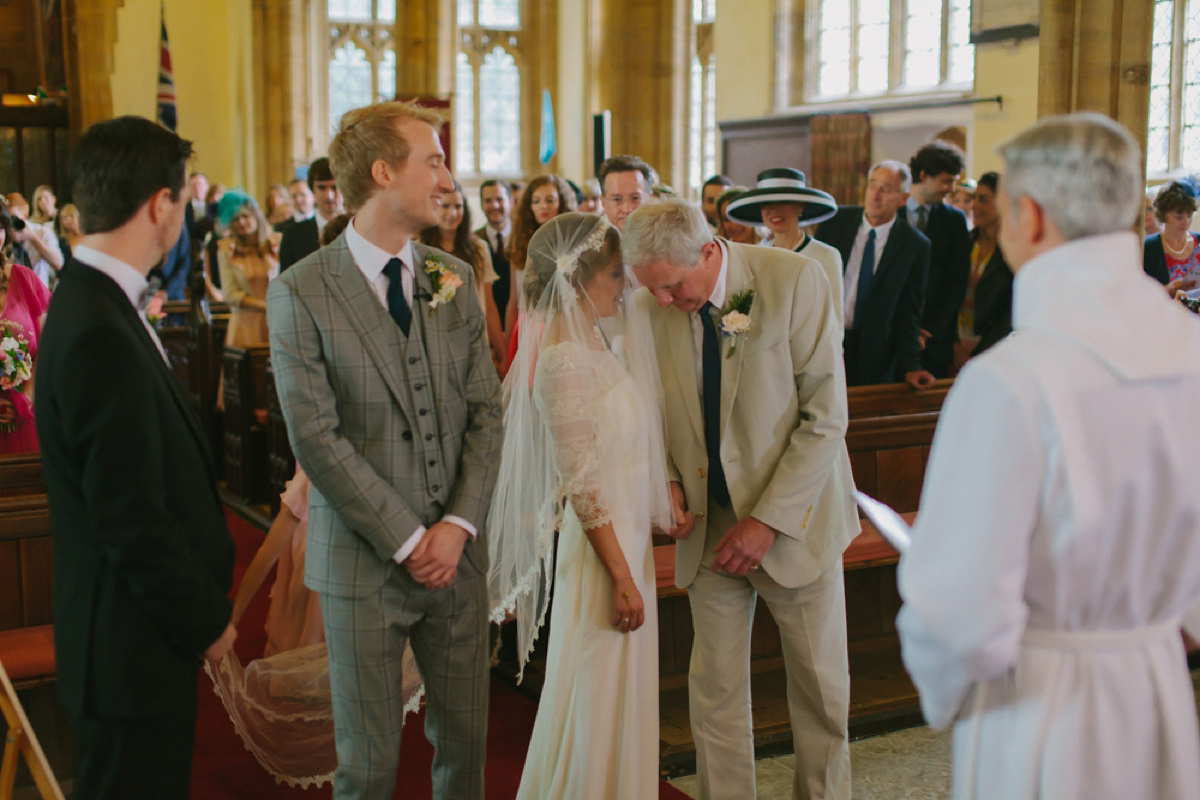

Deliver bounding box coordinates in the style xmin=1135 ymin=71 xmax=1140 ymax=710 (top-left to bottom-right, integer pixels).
xmin=474 ymin=178 xmax=512 ymax=326
xmin=816 ymin=160 xmax=934 ymax=389
xmin=903 ymin=141 xmax=972 ymax=378
xmin=35 ymin=116 xmax=237 ymax=800
xmin=278 ymin=156 xmax=345 ymax=271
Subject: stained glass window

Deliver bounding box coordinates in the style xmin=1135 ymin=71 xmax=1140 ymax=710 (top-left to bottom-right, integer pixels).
xmin=329 ymin=42 xmax=372 ymax=132
xmin=325 ymin=1 xmax=395 ymax=138
xmin=458 ymin=1 xmax=523 ymax=175
xmin=813 ymin=0 xmax=973 ymax=100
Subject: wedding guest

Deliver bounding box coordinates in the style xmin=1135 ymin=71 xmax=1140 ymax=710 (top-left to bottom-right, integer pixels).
xmin=217 ymin=192 xmax=279 ymax=348
xmin=599 ymin=154 xmax=653 ymax=232
xmin=1143 ymin=179 xmax=1200 ymax=299
xmin=714 ymin=187 xmax=760 ymax=246
xmin=701 ymin=173 xmax=733 ymax=230
xmin=954 ymin=172 xmax=1012 ymax=370
xmin=419 ymin=179 xmax=506 ymax=367
xmin=897 ymin=111 xmax=1200 ymax=800
xmin=578 ymin=177 xmax=602 ymax=213
xmin=475 ymin=179 xmax=513 ymax=327
xmin=506 ymin=173 xmax=575 ymax=331
xmin=265 ymin=183 xmax=293 ymax=228
xmin=4 ymin=192 xmax=63 ymax=288
xmin=289 ymin=178 xmax=315 ymax=222
xmin=0 ymin=203 xmax=50 ymax=454
xmin=58 ymin=204 xmax=84 ymax=251
xmin=1144 ymin=185 xmax=1163 ymax=237
xmin=627 ymin=199 xmax=857 ymax=800
xmin=949 ymin=178 xmax=975 ymax=225
xmin=726 ymin=167 xmax=844 ymax=325
xmin=36 ymin=114 xmax=236 ymax=800
xmin=279 ymin=157 xmax=344 ymax=271
xmin=30 ymin=185 xmax=57 ymax=230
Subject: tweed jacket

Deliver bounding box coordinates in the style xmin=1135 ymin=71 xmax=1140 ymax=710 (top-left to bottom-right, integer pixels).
xmin=266 ymin=234 xmax=503 ymax=598
xmin=638 ymin=240 xmax=858 ymax=590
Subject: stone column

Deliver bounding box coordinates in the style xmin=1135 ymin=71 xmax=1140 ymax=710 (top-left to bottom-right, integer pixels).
xmin=63 ymin=0 xmax=124 ymax=137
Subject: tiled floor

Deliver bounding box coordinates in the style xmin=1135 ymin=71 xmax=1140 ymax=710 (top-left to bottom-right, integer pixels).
xmin=667 ymin=724 xmax=952 ymax=799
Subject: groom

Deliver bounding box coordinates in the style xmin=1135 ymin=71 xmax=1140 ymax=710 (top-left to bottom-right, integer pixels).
xmin=626 ymin=199 xmax=857 ymax=799
xmin=267 ymin=101 xmax=503 ymax=799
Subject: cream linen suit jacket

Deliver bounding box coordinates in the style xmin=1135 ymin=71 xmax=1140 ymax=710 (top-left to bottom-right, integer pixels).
xmin=639 ymin=240 xmax=858 ymax=590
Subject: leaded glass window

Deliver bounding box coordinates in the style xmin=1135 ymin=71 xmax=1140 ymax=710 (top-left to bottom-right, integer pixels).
xmin=1147 ymin=0 xmax=1200 ymax=174
xmin=811 ymin=0 xmax=974 ymax=100
xmin=457 ymin=0 xmax=523 ymax=175
xmin=326 ymin=1 xmax=395 ymax=136
xmin=688 ymin=2 xmax=717 ymax=198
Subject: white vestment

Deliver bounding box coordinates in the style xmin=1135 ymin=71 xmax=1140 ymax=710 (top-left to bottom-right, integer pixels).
xmin=897 ymin=232 xmax=1200 ymax=799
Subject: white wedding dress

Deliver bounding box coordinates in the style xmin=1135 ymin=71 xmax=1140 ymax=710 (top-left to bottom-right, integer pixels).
xmin=516 ymin=340 xmax=660 ymax=800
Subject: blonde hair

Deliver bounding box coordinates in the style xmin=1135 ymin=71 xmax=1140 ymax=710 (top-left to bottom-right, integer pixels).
xmin=329 ymin=100 xmax=444 ymax=212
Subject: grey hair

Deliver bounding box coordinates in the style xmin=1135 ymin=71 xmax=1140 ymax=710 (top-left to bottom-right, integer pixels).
xmin=870 ymin=160 xmax=912 ymax=193
xmin=621 ymin=198 xmax=713 ymax=268
xmin=998 ymin=112 xmax=1143 ymax=240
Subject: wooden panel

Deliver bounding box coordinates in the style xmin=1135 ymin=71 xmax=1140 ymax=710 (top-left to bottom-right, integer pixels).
xmin=848 ymin=380 xmax=952 ymax=418
xmin=874 ymin=447 xmax=926 ymax=513
xmin=19 ymin=537 xmax=54 ymax=627
xmin=0 ymin=453 xmax=44 ymax=498
xmin=844 ymin=568 xmax=884 ymax=641
xmin=846 ymin=413 xmax=941 ymax=452
xmin=848 ymin=450 xmax=877 ymax=497
xmin=0 ymin=540 xmax=21 ymax=630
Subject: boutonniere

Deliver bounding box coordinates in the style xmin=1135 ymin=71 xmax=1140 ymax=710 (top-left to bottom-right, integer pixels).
xmin=423 ymin=253 xmax=464 ymax=313
xmin=713 ymin=289 xmax=754 ymax=358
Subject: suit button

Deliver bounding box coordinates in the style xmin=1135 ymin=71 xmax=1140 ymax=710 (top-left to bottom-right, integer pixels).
xmin=431 ymin=485 xmax=440 ymax=493
xmin=698 ymin=467 xmax=707 ymax=478
xmin=425 ymin=433 xmax=434 ymax=441
xmin=414 ymin=383 xmax=424 ymax=390
xmin=419 ymin=408 xmax=428 ymax=416
xmin=428 ymin=459 xmax=437 ymax=467
xmin=409 ymin=356 xmax=419 ymax=364
xmin=402 ymin=431 xmax=412 ymax=441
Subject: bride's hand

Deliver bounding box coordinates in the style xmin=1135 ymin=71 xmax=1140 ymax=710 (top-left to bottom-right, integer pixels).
xmin=611 ymin=578 xmax=645 ymax=633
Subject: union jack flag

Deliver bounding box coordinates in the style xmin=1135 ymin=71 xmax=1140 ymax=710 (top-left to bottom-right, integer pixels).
xmin=156 ymin=6 xmax=177 ymax=132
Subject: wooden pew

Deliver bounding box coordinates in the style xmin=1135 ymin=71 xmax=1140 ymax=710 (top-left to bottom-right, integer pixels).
xmin=0 ymin=455 xmax=55 ymax=692
xmin=183 ymin=291 xmax=229 ymax=474
xmin=264 ymin=358 xmax=296 ymax=518
xmin=222 ymin=345 xmax=272 ymax=504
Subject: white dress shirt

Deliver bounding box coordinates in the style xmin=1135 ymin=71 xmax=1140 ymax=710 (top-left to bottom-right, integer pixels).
xmin=689 ymin=240 xmax=731 ymax=401
xmin=343 ymin=219 xmax=478 ymax=563
xmin=483 ymin=220 xmax=512 ymax=254
xmin=843 ymin=213 xmax=897 ymax=329
xmin=72 ymin=245 xmax=169 ymax=364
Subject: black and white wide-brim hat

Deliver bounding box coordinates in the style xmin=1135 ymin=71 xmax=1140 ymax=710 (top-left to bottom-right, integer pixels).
xmin=725 ymin=168 xmax=838 ymax=226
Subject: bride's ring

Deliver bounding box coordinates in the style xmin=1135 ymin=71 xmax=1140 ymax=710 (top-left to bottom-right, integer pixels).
xmin=750 ymin=564 xmax=761 ymax=571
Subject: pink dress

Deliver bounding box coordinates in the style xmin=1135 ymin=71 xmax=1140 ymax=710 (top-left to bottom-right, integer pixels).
xmin=263 ymin=469 xmax=324 ymax=656
xmin=0 ymin=264 xmax=51 ymax=454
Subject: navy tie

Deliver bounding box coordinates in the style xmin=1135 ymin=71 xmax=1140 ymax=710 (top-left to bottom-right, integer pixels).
xmin=383 ymin=257 xmax=411 ymax=336
xmin=853 ymin=229 xmax=876 ymax=328
xmin=915 ymin=205 xmax=928 ymax=232
xmin=700 ymin=302 xmax=730 ymax=508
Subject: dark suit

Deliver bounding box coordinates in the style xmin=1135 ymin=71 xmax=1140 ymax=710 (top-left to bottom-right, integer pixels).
xmin=902 ymin=203 xmax=971 ymax=378
xmin=36 ymin=258 xmax=235 ymax=799
xmin=816 ymin=207 xmax=930 ymax=386
xmin=971 ymin=232 xmax=1014 ymax=358
xmin=154 ymin=204 xmax=192 ymax=301
xmin=475 ymin=224 xmax=511 ymax=325
xmin=279 ymin=216 xmax=320 ymax=272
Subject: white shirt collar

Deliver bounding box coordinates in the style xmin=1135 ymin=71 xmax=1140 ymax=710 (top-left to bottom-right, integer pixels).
xmin=72 ymin=245 xmax=149 ymax=308
xmin=707 ymin=239 xmax=730 ymax=310
xmin=344 ymin=217 xmax=413 ymax=283
xmin=860 ymin=213 xmax=898 ymax=237
xmin=315 ymin=211 xmax=332 ymax=236
xmin=488 ymin=219 xmax=512 ymax=242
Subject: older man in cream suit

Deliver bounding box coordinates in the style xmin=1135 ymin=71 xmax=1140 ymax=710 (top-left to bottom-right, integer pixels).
xmin=626 ymin=199 xmax=857 ymax=800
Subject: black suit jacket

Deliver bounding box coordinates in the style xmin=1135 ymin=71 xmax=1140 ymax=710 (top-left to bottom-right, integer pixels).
xmin=816 ymin=207 xmax=930 ymax=385
xmin=35 ymin=259 xmax=234 ymax=719
xmin=279 ymin=216 xmax=320 ymax=272
xmin=475 ymin=225 xmax=511 ymax=324
xmin=902 ymin=203 xmax=971 ymax=377
xmin=970 ymin=232 xmax=1014 ymax=357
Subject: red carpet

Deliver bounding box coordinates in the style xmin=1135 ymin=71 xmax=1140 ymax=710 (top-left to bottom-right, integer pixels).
xmin=193 ymin=508 xmax=692 ymax=799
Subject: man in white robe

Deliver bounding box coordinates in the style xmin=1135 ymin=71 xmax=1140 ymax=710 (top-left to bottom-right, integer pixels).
xmin=897 ymin=112 xmax=1200 ymax=799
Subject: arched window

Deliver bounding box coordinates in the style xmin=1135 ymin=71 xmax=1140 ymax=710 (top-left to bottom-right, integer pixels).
xmin=457 ymin=0 xmax=523 ymax=176
xmin=810 ymin=0 xmax=973 ymax=101
xmin=688 ymin=1 xmax=717 ymax=197
xmin=326 ymin=0 xmax=396 ymax=135
xmin=1148 ymin=0 xmax=1200 ymax=174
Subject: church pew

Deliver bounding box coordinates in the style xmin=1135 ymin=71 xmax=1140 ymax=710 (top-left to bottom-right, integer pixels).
xmin=222 ymin=345 xmax=272 ymax=504
xmin=0 ymin=456 xmax=55 ymax=690
xmin=264 ymin=358 xmax=296 ymax=518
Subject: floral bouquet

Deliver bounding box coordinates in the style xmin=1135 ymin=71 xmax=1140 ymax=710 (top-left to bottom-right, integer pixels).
xmin=0 ymin=320 xmax=35 ymax=433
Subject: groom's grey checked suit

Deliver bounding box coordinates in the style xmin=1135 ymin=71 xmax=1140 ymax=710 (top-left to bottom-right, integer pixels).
xmin=267 ymin=233 xmax=503 ymax=799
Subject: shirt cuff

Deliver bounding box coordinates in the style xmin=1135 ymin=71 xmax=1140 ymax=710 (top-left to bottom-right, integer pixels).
xmin=390 ymin=516 xmax=478 ymax=564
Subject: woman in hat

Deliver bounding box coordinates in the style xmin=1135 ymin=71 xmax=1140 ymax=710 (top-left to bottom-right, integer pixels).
xmin=726 ymin=167 xmax=845 ymax=325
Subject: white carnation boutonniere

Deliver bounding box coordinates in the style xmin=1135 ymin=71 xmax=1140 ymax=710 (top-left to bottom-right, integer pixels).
xmin=423 ymin=253 xmax=464 ymax=313
xmin=713 ymin=289 xmax=755 ymax=358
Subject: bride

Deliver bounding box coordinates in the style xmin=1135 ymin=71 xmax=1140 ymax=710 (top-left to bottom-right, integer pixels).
xmin=488 ymin=212 xmax=676 ymax=798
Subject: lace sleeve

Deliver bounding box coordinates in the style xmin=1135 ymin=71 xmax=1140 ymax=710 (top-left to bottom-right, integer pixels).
xmin=535 ymin=344 xmax=611 ymax=531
